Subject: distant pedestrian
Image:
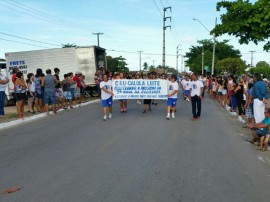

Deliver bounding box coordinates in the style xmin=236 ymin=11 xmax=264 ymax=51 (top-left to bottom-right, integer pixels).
xmin=62 ymin=74 xmax=73 ymax=109
xmin=166 ymin=74 xmax=179 ymax=120
xmin=43 ymin=69 xmax=59 ymax=115
xmin=34 ymin=69 xmax=44 ymax=113
xmin=26 ymin=73 xmax=36 ymax=114
xmin=54 ymin=68 xmax=64 ymax=110
xmin=253 ymin=73 xmax=269 ymax=123
xmin=100 ymin=74 xmax=113 ymax=121
xmin=189 ymin=73 xmax=204 ymax=120
xmin=119 ymin=72 xmax=128 ymax=113
xmin=0 ymin=70 xmax=9 ymax=117
xmin=12 ymin=67 xmax=20 ymax=115
xmin=14 ymin=72 xmax=27 ymax=118
xmin=73 ymin=72 xmax=82 ymax=106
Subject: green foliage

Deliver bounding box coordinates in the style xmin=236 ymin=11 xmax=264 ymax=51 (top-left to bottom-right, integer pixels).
xmin=185 ymin=39 xmax=241 ymax=74
xmin=143 ymin=62 xmax=148 ymax=70
xmin=62 ymin=43 xmax=77 ymax=48
xmin=250 ymin=66 xmax=270 ymax=78
xmin=106 ymin=56 xmax=129 ymax=73
xmin=213 ymin=0 xmax=270 ymax=51
xmin=256 ymin=61 xmax=270 ymax=68
xmin=216 ymin=57 xmax=247 ymax=74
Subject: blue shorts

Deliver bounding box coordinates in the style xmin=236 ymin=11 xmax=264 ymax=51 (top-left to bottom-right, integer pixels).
xmin=70 ymin=88 xmax=75 ymax=99
xmin=44 ymin=91 xmax=56 ymax=105
xmin=167 ymin=98 xmax=177 ymax=107
xmin=185 ymin=90 xmax=190 ymax=97
xmin=255 ymin=129 xmax=268 ymax=138
xmin=64 ymin=91 xmax=72 ymax=100
xmin=102 ymin=97 xmax=113 ymax=107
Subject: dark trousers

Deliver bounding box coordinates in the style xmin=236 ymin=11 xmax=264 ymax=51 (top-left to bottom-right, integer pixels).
xmin=0 ymin=91 xmax=5 ymax=115
xmin=191 ymin=95 xmax=201 ymax=118
xmin=236 ymin=97 xmax=245 ymax=115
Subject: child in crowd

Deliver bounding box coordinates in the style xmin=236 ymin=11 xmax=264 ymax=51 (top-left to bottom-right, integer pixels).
xmin=258 ymin=125 xmax=270 ymax=152
xmin=62 ymin=74 xmax=73 ymax=109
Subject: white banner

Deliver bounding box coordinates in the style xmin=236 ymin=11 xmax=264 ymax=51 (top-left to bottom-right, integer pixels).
xmin=112 ymin=79 xmax=168 ymax=100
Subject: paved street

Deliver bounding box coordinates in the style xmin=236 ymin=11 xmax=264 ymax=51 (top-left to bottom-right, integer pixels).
xmin=1 ymin=96 xmax=270 ymax=202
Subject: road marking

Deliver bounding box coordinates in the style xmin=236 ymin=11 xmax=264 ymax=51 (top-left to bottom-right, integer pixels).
xmin=96 ymin=133 xmax=123 ymax=154
xmin=0 ymin=100 xmax=100 ymax=130
xmin=258 ymin=156 xmax=266 ymax=163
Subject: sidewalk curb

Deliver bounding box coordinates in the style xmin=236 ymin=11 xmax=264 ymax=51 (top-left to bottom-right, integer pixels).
xmin=0 ymin=99 xmax=100 ymax=130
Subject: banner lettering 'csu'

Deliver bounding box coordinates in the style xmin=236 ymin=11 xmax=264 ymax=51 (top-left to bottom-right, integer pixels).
xmin=112 ymin=79 xmax=168 ymax=100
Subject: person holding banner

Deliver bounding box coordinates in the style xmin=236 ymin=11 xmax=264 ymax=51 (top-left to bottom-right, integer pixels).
xmin=166 ymin=75 xmax=179 ymax=120
xmin=100 ymin=75 xmax=114 ymax=121
xmin=119 ymin=73 xmax=128 ymax=113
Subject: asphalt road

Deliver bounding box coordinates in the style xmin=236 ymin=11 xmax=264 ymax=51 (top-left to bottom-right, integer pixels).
xmin=1 ymin=95 xmax=270 ymax=202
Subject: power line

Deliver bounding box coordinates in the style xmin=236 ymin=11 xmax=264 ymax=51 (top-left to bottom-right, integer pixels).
xmin=2 ymin=0 xmax=96 ymax=33
xmin=0 ymin=37 xmax=52 ymax=48
xmin=152 ymin=0 xmax=163 ymax=17
xmin=0 ymin=31 xmax=60 ymax=47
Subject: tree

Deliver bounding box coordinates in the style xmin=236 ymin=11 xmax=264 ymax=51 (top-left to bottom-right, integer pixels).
xmin=62 ymin=43 xmax=77 ymax=48
xmin=212 ymin=0 xmax=270 ymax=51
xmin=256 ymin=61 xmax=270 ymax=68
xmin=250 ymin=66 xmax=270 ymax=78
xmin=143 ymin=62 xmax=149 ymax=71
xmin=216 ymin=57 xmax=247 ymax=74
xmin=185 ymin=39 xmax=241 ymax=74
xmin=106 ymin=56 xmax=129 ymax=73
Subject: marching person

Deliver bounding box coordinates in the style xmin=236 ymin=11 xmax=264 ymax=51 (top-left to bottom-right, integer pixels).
xmin=166 ymin=74 xmax=179 ymax=120
xmin=189 ymin=73 xmax=204 ymax=121
xmin=0 ymin=70 xmax=9 ymax=117
xmin=100 ymin=74 xmax=114 ymax=121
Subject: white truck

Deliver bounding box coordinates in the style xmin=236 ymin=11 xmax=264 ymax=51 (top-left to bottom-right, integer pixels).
xmin=4 ymin=46 xmax=106 ymax=105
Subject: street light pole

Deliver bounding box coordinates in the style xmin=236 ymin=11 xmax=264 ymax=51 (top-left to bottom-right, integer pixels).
xmin=92 ymin=32 xmax=104 ymax=47
xmin=176 ymin=44 xmax=182 ymax=73
xmin=211 ymin=18 xmax=217 ymax=75
xmin=202 ymin=46 xmax=205 ymax=75
xmin=193 ymin=17 xmax=217 ymax=75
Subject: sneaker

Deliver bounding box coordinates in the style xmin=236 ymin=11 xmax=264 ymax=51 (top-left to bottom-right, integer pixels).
xmin=186 ymin=98 xmax=190 ymax=102
xmin=142 ymin=110 xmax=146 ymax=113
xmin=166 ymin=115 xmax=171 ymax=120
xmin=191 ymin=117 xmax=197 ymax=121
xmin=108 ymin=114 xmax=112 ymax=119
xmin=172 ymin=114 xmax=175 ymax=119
xmin=103 ymin=116 xmax=107 ymax=121
xmin=124 ymin=108 xmax=127 ymax=113
xmin=121 ymin=109 xmax=124 ymax=113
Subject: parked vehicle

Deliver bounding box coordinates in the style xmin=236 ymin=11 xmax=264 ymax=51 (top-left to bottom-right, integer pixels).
xmin=4 ymin=46 xmax=106 ymax=105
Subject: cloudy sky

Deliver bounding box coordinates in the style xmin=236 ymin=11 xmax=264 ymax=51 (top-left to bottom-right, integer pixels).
xmin=0 ymin=0 xmax=268 ymax=71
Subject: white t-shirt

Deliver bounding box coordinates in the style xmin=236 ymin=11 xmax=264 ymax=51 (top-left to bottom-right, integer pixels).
xmin=0 ymin=73 xmax=8 ymax=92
xmin=190 ymin=80 xmax=204 ymax=97
xmin=168 ymin=81 xmax=179 ymax=99
xmin=182 ymin=80 xmax=191 ymax=91
xmin=100 ymin=80 xmax=112 ymax=100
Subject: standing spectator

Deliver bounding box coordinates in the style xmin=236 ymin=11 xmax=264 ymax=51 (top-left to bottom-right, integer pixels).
xmin=14 ymin=72 xmax=27 ymax=118
xmin=100 ymin=74 xmax=113 ymax=121
xmin=73 ymin=72 xmax=82 ymax=106
xmin=12 ymin=67 xmax=20 ymax=115
xmin=0 ymin=70 xmax=9 ymax=117
xmin=222 ymin=77 xmax=228 ymax=108
xmin=26 ymin=73 xmax=36 ymax=114
xmin=69 ymin=72 xmax=76 ymax=106
xmin=34 ymin=69 xmax=44 ymax=112
xmin=80 ymin=74 xmax=86 ymax=103
xmin=234 ymin=78 xmax=245 ymax=117
xmin=189 ymin=73 xmax=204 ymax=120
xmin=43 ymin=69 xmax=59 ymax=115
xmin=62 ymin=74 xmax=73 ymax=109
xmin=245 ymin=82 xmax=254 ymax=126
xmin=54 ymin=68 xmax=64 ymax=110
xmin=253 ymin=73 xmax=269 ymax=123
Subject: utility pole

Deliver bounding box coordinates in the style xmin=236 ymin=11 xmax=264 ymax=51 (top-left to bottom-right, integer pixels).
xmin=138 ymin=51 xmax=143 ymax=74
xmin=211 ymin=18 xmax=217 ymax=75
xmin=92 ymin=32 xmax=104 ymax=47
xmin=176 ymin=44 xmax=182 ymax=73
xmin=162 ymin=7 xmax=172 ymax=73
xmin=202 ymin=46 xmax=205 ymax=75
xmin=249 ymin=51 xmax=255 ymax=68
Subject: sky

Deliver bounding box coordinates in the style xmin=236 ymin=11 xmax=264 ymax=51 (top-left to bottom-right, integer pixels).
xmin=0 ymin=0 xmax=268 ymax=72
